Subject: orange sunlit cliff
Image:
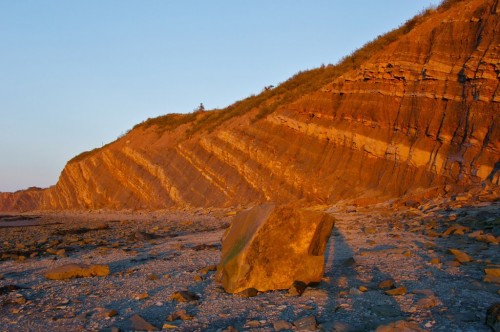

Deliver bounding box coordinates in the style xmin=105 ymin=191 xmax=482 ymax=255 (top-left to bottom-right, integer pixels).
xmin=1 ymin=0 xmax=499 ymax=211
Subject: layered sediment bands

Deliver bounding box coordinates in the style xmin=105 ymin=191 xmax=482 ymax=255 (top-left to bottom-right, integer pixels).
xmin=1 ymin=0 xmax=499 ymax=211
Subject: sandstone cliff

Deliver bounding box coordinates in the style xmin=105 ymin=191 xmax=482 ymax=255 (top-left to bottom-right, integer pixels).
xmin=2 ymin=0 xmax=499 ymax=211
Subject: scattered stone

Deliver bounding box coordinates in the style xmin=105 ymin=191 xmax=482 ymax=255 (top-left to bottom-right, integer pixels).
xmin=359 ymin=286 xmax=368 ymax=292
xmin=448 ymin=249 xmax=472 ymax=263
xmin=477 ymin=234 xmax=499 ymax=245
xmin=288 ymin=281 xmax=308 ymax=296
xmin=134 ymin=293 xmax=149 ymax=300
xmin=273 ymin=320 xmax=293 ymax=331
xmin=484 ymin=275 xmax=500 ymax=284
xmin=129 ymin=231 xmax=157 ymax=241
xmin=293 ymin=316 xmax=317 ymax=331
xmin=170 ymin=290 xmax=200 ymax=302
xmin=147 ymin=274 xmax=160 ymax=281
xmin=129 ymin=314 xmax=159 ymax=331
xmin=385 ymin=286 xmax=407 ymax=296
xmin=162 ymin=323 xmax=179 ymax=329
xmin=445 ymin=260 xmax=462 ymax=267
xmin=166 ymin=309 xmax=193 ymax=321
xmin=216 ymin=203 xmax=335 ymax=293
xmin=104 ymin=309 xmax=118 ymax=318
xmin=486 ymin=269 xmax=500 ymax=277
xmin=378 ymin=279 xmax=394 ymax=289
xmin=430 ymin=258 xmax=440 ymax=265
xmin=364 ymin=226 xmax=377 ymax=234
xmin=443 ymin=225 xmax=470 ymax=236
xmin=416 ymin=296 xmax=438 ymax=309
xmin=246 ymin=320 xmax=260 ymax=328
xmin=375 ymin=320 xmax=426 ymax=332
xmin=237 ymin=288 xmax=258 ymax=298
xmin=198 ymin=265 xmax=217 ymax=275
xmin=486 ymin=303 xmax=500 ymax=332
xmin=44 ymin=264 xmax=110 ymax=280
xmin=13 ymin=294 xmax=27 ymax=304
xmin=318 ymin=321 xmax=358 ymax=332
xmin=46 ymin=248 xmax=58 ymax=255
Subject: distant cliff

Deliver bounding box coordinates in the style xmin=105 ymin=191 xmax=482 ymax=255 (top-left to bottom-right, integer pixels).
xmin=2 ymin=0 xmax=499 ymax=211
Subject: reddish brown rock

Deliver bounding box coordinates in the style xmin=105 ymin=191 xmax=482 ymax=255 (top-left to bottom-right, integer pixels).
xmin=385 ymin=286 xmax=407 ymax=296
xmin=375 ymin=320 xmax=427 ymax=332
xmin=448 ymin=249 xmax=473 ymax=263
xmin=486 ymin=303 xmax=500 ymax=332
xmin=44 ymin=263 xmax=110 ymax=280
xmin=216 ymin=204 xmax=335 ymax=293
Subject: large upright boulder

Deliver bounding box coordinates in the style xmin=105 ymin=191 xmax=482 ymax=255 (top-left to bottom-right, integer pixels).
xmin=216 ymin=204 xmax=335 ymax=293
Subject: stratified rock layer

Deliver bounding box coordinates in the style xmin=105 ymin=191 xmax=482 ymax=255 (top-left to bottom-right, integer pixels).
xmin=216 ymin=204 xmax=335 ymax=293
xmin=0 ymin=0 xmax=499 ymax=211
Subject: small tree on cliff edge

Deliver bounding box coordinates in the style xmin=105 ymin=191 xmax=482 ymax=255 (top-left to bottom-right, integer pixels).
xmin=195 ymin=103 xmax=205 ymax=113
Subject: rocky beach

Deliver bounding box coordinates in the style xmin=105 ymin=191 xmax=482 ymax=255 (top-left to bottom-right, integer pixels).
xmin=1 ymin=186 xmax=499 ymax=331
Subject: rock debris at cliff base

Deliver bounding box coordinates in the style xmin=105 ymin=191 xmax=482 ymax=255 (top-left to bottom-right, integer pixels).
xmin=0 ymin=189 xmax=499 ymax=331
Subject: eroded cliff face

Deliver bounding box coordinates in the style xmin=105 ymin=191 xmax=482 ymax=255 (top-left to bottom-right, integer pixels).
xmin=2 ymin=0 xmax=499 ymax=211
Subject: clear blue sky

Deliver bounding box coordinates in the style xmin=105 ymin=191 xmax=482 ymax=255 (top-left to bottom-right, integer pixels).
xmin=0 ymin=0 xmax=440 ymax=192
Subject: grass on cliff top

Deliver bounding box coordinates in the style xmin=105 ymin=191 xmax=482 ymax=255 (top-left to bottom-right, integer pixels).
xmin=135 ymin=0 xmax=460 ymax=136
xmin=70 ymin=0 xmax=462 ymax=163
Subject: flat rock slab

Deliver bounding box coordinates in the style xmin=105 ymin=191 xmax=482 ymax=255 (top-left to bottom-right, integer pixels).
xmin=44 ymin=263 xmax=110 ymax=280
xmin=216 ymin=203 xmax=335 ymax=293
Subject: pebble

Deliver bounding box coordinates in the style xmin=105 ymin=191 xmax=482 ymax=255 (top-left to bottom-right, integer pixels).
xmin=104 ymin=309 xmax=118 ymax=318
xmin=448 ymin=248 xmax=472 ymax=263
xmin=170 ymin=290 xmax=200 ymax=302
xmin=167 ymin=309 xmax=193 ymax=321
xmin=147 ymin=273 xmax=160 ymax=280
xmin=416 ymin=296 xmax=438 ymax=309
xmin=385 ymin=286 xmax=407 ymax=296
xmin=378 ymin=279 xmax=394 ymax=289
xmin=273 ymin=320 xmax=293 ymax=331
xmin=358 ymin=286 xmax=368 ymax=292
xmin=293 ymin=316 xmax=317 ymax=331
xmin=375 ymin=320 xmax=426 ymax=332
xmin=245 ymin=320 xmax=260 ymax=328
xmin=130 ymin=314 xmax=158 ymax=331
xmin=134 ymin=292 xmax=149 ymax=300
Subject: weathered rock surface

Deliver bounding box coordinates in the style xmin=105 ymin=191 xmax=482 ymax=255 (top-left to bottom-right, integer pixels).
xmin=44 ymin=263 xmax=110 ymax=280
xmin=487 ymin=303 xmax=500 ymax=332
xmin=1 ymin=0 xmax=499 ymax=212
xmin=375 ymin=320 xmax=427 ymax=332
xmin=216 ymin=204 xmax=335 ymax=293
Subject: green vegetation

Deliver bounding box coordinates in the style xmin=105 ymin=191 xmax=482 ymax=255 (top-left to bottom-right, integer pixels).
xmin=135 ymin=0 xmax=457 ymax=136
xmin=135 ymin=111 xmax=201 ymax=131
xmin=69 ymin=147 xmax=102 ymax=164
xmin=72 ymin=0 xmax=464 ymax=165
